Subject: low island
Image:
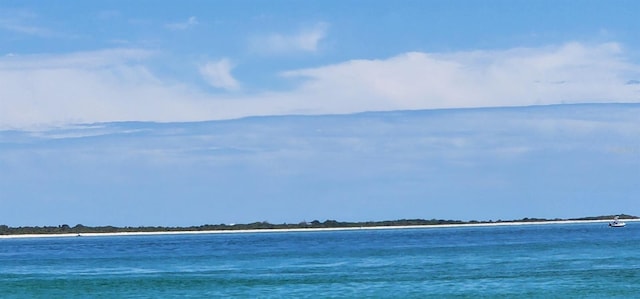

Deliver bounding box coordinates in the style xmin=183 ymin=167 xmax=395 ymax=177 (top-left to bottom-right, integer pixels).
xmin=0 ymin=214 xmax=636 ymax=237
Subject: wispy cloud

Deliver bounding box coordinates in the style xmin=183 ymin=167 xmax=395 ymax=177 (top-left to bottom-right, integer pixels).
xmin=0 ymin=10 xmax=57 ymax=37
xmin=165 ymin=16 xmax=198 ymax=30
xmin=96 ymin=10 xmax=122 ymax=21
xmin=199 ymin=58 xmax=240 ymax=91
xmin=1 ymin=42 xmax=639 ymax=129
xmin=0 ymin=48 xmax=152 ymax=69
xmin=250 ymin=22 xmax=328 ymax=54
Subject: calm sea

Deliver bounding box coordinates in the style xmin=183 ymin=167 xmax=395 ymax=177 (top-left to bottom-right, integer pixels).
xmin=1 ymin=223 xmax=638 ymax=298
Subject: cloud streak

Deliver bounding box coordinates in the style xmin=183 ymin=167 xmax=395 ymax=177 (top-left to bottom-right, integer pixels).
xmin=1 ymin=42 xmax=639 ymax=129
xmin=0 ymin=10 xmax=57 ymax=37
xmin=0 ymin=48 xmax=152 ymax=69
xmin=250 ymin=22 xmax=328 ymax=54
xmin=165 ymin=16 xmax=198 ymax=30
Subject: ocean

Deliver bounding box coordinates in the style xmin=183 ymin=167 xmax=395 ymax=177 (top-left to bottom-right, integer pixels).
xmin=1 ymin=222 xmax=638 ymax=298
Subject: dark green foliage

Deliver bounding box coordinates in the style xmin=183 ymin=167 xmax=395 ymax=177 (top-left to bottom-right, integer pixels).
xmin=569 ymin=214 xmax=638 ymax=221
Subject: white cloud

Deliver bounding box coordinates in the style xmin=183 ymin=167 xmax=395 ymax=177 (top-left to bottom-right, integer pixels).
xmin=1 ymin=42 xmax=639 ymax=129
xmin=165 ymin=16 xmax=198 ymax=30
xmin=278 ymin=42 xmax=640 ymax=112
xmin=250 ymin=22 xmax=328 ymax=54
xmin=0 ymin=49 xmax=216 ymax=129
xmin=199 ymin=58 xmax=240 ymax=91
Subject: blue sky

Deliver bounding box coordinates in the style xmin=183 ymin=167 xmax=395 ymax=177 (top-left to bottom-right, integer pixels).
xmin=1 ymin=104 xmax=638 ymax=226
xmin=1 ymin=1 xmax=639 ymax=226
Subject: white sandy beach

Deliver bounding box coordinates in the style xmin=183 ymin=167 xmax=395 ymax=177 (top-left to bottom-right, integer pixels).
xmin=1 ymin=219 xmax=637 ymax=239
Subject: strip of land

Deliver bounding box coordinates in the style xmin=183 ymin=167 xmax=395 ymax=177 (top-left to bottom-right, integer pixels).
xmin=1 ymin=216 xmax=637 ymax=239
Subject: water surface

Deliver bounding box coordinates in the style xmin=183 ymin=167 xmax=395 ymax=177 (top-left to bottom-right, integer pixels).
xmin=1 ymin=223 xmax=638 ymax=298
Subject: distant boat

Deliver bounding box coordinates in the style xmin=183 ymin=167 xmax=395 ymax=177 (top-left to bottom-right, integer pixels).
xmin=609 ymin=216 xmax=626 ymax=227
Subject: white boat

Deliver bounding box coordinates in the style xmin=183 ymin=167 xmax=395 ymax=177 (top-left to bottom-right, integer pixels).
xmin=609 ymin=216 xmax=626 ymax=227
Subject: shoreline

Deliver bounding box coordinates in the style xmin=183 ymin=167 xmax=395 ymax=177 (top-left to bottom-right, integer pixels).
xmin=1 ymin=219 xmax=636 ymax=240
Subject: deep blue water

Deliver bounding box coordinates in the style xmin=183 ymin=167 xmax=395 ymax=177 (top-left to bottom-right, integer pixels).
xmin=1 ymin=223 xmax=639 ymax=298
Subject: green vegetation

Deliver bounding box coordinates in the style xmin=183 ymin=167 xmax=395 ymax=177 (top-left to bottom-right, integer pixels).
xmin=568 ymin=214 xmax=637 ymax=221
xmin=0 ymin=215 xmax=636 ymax=235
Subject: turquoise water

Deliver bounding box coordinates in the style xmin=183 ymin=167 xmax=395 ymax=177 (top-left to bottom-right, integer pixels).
xmin=1 ymin=223 xmax=639 ymax=298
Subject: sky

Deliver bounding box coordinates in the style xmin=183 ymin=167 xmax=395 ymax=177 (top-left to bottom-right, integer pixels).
xmin=1 ymin=1 xmax=639 ymax=226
